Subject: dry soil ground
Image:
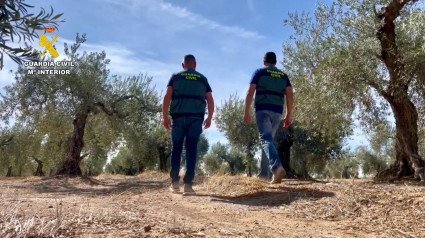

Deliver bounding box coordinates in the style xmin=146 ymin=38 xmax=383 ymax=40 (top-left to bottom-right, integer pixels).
xmin=0 ymin=172 xmax=424 ymax=238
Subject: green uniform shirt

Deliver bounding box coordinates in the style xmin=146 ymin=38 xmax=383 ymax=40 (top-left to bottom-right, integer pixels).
xmin=167 ymin=69 xmax=212 ymax=118
xmin=250 ymin=66 xmax=291 ymax=114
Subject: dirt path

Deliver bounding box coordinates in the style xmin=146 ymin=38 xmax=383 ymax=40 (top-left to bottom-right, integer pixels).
xmin=0 ymin=173 xmax=424 ymax=237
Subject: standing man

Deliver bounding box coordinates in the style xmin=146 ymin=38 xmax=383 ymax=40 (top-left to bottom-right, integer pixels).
xmin=244 ymin=52 xmax=294 ymax=184
xmin=162 ymin=54 xmax=214 ymax=195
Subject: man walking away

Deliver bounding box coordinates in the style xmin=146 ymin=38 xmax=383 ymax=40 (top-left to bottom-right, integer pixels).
xmin=258 ymin=122 xmax=296 ymax=179
xmin=162 ymin=54 xmax=214 ymax=195
xmin=244 ymin=52 xmax=294 ymax=184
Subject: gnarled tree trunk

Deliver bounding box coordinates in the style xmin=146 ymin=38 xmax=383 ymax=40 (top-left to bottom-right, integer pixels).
xmin=388 ymin=98 xmax=424 ymax=179
xmin=157 ymin=146 xmax=169 ymax=172
xmin=6 ymin=166 xmax=12 ymax=177
xmin=33 ymin=157 xmax=44 ymax=176
xmin=226 ymin=161 xmax=236 ymax=176
xmin=373 ymin=0 xmax=425 ymax=181
xmin=56 ymin=112 xmax=88 ymax=175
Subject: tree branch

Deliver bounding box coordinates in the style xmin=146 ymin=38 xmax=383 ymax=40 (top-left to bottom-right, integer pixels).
xmin=0 ymin=135 xmax=13 ymax=148
xmin=30 ymin=156 xmax=42 ymax=164
xmin=375 ymin=0 xmax=415 ymax=93
xmin=367 ymin=80 xmax=392 ymax=101
xmin=377 ymin=0 xmax=412 ymax=21
xmin=93 ymin=101 xmax=125 ymax=118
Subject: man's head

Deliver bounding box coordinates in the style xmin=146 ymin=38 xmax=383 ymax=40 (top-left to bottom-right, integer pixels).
xmin=182 ymin=54 xmax=196 ymax=70
xmin=263 ymin=52 xmax=277 ymax=66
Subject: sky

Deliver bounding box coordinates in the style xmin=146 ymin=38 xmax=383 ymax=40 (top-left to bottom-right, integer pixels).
xmin=0 ymin=0 xmax=369 ymax=150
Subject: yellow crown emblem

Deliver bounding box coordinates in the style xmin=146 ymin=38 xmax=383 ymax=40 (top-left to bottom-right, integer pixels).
xmin=44 ymin=25 xmax=55 ymax=33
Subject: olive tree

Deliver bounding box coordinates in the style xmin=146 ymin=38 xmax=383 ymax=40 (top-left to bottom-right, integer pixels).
xmin=215 ymin=94 xmax=259 ymax=176
xmin=283 ymin=0 xmax=425 ymax=180
xmin=0 ymin=34 xmax=159 ymax=175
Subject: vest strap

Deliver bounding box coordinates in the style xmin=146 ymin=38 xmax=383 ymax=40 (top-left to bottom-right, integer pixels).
xmin=256 ymin=90 xmax=284 ymax=97
xmin=172 ymin=95 xmax=205 ymax=100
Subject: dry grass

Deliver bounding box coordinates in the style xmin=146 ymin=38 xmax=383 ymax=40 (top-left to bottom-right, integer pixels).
xmin=0 ymin=199 xmax=151 ymax=238
xmin=0 ymin=201 xmax=73 ymax=237
xmin=281 ymin=180 xmax=425 ymax=238
xmin=199 ymin=176 xmax=425 ymax=237
xmin=1 ymin=174 xmax=424 ymax=237
xmin=201 ymin=175 xmax=268 ymax=197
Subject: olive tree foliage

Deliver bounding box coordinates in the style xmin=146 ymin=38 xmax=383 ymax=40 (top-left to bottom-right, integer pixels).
xmin=356 ymin=146 xmax=387 ymax=176
xmin=152 ymin=123 xmax=171 ymax=172
xmin=32 ymin=105 xmax=72 ymax=175
xmin=0 ymin=0 xmax=63 ymax=67
xmin=105 ymin=146 xmax=139 ymax=175
xmin=287 ymin=121 xmax=348 ymax=179
xmin=201 ymin=142 xmax=246 ymax=176
xmin=322 ymin=153 xmax=360 ymax=179
xmin=202 ymin=152 xmax=221 ymax=175
xmin=0 ymin=34 xmax=160 ymax=175
xmin=0 ymin=124 xmax=41 ymax=176
xmin=283 ymin=0 xmax=425 ymax=180
xmin=106 ymin=118 xmax=209 ymax=175
xmin=355 ymin=121 xmax=395 ymax=176
xmin=80 ymin=113 xmax=117 ymax=176
xmin=215 ymin=94 xmax=259 ymax=176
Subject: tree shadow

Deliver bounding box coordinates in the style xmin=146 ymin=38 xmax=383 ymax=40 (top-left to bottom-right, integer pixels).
xmin=28 ymin=176 xmax=170 ymax=196
xmin=195 ymin=187 xmax=334 ymax=207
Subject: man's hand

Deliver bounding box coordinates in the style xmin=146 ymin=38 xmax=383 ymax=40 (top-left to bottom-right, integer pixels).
xmin=283 ymin=114 xmax=293 ymax=128
xmin=244 ymin=112 xmax=251 ymax=124
xmin=162 ymin=86 xmax=173 ymax=130
xmin=163 ymin=114 xmax=171 ymax=130
xmin=244 ymin=84 xmax=256 ymax=125
xmin=204 ymin=116 xmax=212 ymax=129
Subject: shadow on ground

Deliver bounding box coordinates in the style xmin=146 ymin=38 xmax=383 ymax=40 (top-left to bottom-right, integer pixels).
xmin=201 ymin=187 xmax=334 ymax=207
xmin=1 ymin=176 xmax=170 ymax=196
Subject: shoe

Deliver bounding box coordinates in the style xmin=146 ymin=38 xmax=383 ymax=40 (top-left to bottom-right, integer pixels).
xmin=170 ymin=182 xmax=180 ymax=193
xmin=183 ymin=184 xmax=196 ymax=196
xmin=270 ymin=166 xmax=286 ymax=184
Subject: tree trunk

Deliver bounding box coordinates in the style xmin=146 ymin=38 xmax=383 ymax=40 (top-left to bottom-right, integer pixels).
xmin=373 ymin=0 xmax=425 ymax=181
xmin=33 ymin=157 xmax=44 ymax=176
xmin=300 ymin=158 xmax=310 ymax=179
xmin=56 ymin=112 xmax=88 ymax=175
xmin=247 ymin=166 xmax=252 ymax=177
xmin=17 ymin=166 xmax=22 ymax=177
xmin=387 ymin=98 xmax=425 ymax=180
xmin=342 ymin=166 xmax=350 ymax=179
xmin=157 ymin=146 xmax=169 ymax=172
xmin=228 ymin=162 xmax=235 ymax=176
xmin=6 ymin=166 xmax=12 ymax=177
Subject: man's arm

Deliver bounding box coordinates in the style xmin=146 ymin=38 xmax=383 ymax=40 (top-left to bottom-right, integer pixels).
xmin=283 ymin=86 xmax=294 ymax=127
xmin=204 ymin=92 xmax=214 ymax=129
xmin=162 ymin=86 xmax=173 ymax=130
xmin=244 ymin=84 xmax=257 ymax=124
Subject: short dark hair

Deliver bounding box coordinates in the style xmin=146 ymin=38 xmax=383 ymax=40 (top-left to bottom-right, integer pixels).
xmin=183 ymin=54 xmax=196 ymax=64
xmin=264 ymin=52 xmax=277 ymax=64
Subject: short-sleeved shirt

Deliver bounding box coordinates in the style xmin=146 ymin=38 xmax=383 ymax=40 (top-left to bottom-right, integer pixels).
xmin=167 ymin=69 xmax=212 ymax=118
xmin=250 ymin=66 xmax=292 ymax=114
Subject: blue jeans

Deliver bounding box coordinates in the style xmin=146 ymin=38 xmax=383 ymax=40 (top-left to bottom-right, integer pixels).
xmin=258 ymin=150 xmax=271 ymax=178
xmin=256 ymin=110 xmax=282 ymax=176
xmin=170 ymin=115 xmax=203 ymax=185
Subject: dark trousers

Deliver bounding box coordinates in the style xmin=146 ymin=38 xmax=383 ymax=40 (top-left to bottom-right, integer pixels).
xmin=170 ymin=115 xmax=203 ymax=185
